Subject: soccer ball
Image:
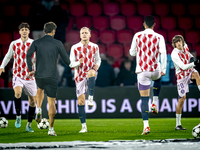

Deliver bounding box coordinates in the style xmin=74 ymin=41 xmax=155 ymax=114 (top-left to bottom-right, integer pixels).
xmin=0 ymin=117 xmax=8 ymax=128
xmin=192 ymin=124 xmax=200 ymax=138
xmin=37 ymin=118 xmax=49 ymax=129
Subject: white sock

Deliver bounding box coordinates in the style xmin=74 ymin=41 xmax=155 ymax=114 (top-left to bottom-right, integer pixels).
xmin=198 ymin=85 xmax=200 ymax=91
xmin=143 ymin=120 xmax=149 ymax=130
xmin=16 ymin=115 xmax=21 ymax=119
xmin=37 ymin=107 xmax=42 ymax=113
xmin=88 ymin=95 xmax=93 ymax=100
xmin=27 ymin=122 xmax=31 ymax=127
xmin=152 ymin=96 xmax=158 ymax=105
xmin=82 ymin=123 xmax=86 ymax=128
xmin=49 ymin=127 xmax=54 ymax=131
xmin=176 ymin=114 xmax=181 ymax=127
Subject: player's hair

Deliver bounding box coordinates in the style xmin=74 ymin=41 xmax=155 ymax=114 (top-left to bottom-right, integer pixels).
xmin=18 ymin=22 xmax=30 ymax=30
xmin=80 ymin=27 xmax=91 ymax=33
xmin=144 ymin=16 xmax=155 ymax=28
xmin=43 ymin=22 xmax=57 ymax=34
xmin=172 ymin=35 xmax=185 ymax=48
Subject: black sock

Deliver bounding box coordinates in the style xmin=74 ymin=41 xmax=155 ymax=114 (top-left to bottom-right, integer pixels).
xmin=14 ymin=97 xmax=21 ymax=116
xmin=78 ymin=105 xmax=86 ymax=123
xmin=28 ymin=106 xmax=36 ymax=122
xmin=88 ymin=77 xmax=95 ymax=96
xmin=141 ymin=96 xmax=149 ymax=120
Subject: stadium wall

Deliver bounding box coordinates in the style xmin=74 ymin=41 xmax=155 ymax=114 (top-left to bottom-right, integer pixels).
xmin=0 ymin=86 xmax=199 ymax=119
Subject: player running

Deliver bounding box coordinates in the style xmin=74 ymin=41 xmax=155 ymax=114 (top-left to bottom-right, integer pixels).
xmin=129 ymin=16 xmax=167 ymax=135
xmin=69 ymin=27 xmax=101 ymax=133
xmin=171 ymin=35 xmax=200 ymax=130
xmin=0 ymin=23 xmax=37 ymax=132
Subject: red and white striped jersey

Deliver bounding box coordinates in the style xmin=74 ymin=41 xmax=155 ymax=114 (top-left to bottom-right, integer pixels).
xmin=69 ymin=41 xmax=101 ymax=84
xmin=0 ymin=38 xmax=35 ymax=80
xmin=130 ymin=29 xmax=167 ymax=74
xmin=171 ymin=44 xmax=195 ymax=80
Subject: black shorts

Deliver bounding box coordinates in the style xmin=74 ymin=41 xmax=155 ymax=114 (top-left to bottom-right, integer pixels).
xmin=36 ymin=77 xmax=57 ymax=98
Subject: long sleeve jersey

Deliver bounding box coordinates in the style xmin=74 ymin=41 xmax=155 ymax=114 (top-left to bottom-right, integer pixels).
xmin=0 ymin=38 xmax=35 ymax=80
xmin=69 ymin=41 xmax=101 ymax=83
xmin=129 ymin=29 xmax=167 ymax=74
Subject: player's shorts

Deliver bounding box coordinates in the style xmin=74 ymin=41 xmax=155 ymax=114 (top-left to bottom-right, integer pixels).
xmin=137 ymin=71 xmax=161 ymax=91
xmin=36 ymin=77 xmax=57 ymax=98
xmin=12 ymin=76 xmax=37 ymax=97
xmin=177 ymin=69 xmax=197 ymax=98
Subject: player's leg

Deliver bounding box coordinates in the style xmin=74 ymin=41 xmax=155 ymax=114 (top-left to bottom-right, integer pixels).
xmin=78 ymin=94 xmax=87 ymax=133
xmin=35 ymin=87 xmax=44 ymax=123
xmin=191 ymin=71 xmax=200 ymax=89
xmin=175 ymin=95 xmax=186 ymax=130
xmin=151 ymin=78 xmax=161 ymax=114
xmin=26 ymin=95 xmax=36 ymax=132
xmin=138 ymin=72 xmax=151 ymax=135
xmin=87 ymin=69 xmax=96 ymax=107
xmin=13 ymin=86 xmax=23 ymax=128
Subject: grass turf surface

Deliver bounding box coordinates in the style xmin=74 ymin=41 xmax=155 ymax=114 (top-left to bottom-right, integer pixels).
xmin=0 ymin=118 xmax=199 ymax=143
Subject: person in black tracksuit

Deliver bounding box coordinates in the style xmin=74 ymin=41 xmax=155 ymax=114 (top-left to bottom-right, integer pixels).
xmin=26 ymin=22 xmax=70 ymax=136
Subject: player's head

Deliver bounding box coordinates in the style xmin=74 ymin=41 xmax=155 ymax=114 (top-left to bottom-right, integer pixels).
xmin=80 ymin=27 xmax=91 ymax=43
xmin=18 ymin=22 xmax=30 ymax=39
xmin=44 ymin=22 xmax=57 ymax=37
xmin=172 ymin=35 xmax=185 ymax=50
xmin=143 ymin=16 xmax=155 ymax=29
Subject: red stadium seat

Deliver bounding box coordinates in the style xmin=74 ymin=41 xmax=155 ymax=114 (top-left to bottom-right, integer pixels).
xmin=110 ymin=16 xmax=126 ymax=31
xmin=155 ymin=3 xmax=169 ymax=16
xmin=0 ymin=20 xmax=3 ymax=32
xmin=116 ymin=30 xmax=133 ymax=45
xmin=104 ymin=2 xmax=119 ymax=16
xmin=138 ymin=2 xmax=153 ymax=16
xmin=76 ymin=16 xmax=92 ymax=29
xmin=13 ymin=31 xmax=21 ymax=40
xmin=185 ymin=30 xmax=200 ymax=44
xmin=124 ymin=44 xmax=131 ymax=57
xmin=82 ymin=0 xmax=93 ymax=3
xmin=90 ymin=30 xmax=99 ymax=43
xmin=166 ymin=44 xmax=174 ymax=54
xmin=116 ymin=0 xmax=127 ymax=3
xmin=171 ymin=3 xmax=186 ymax=16
xmin=19 ymin=4 xmax=31 ymax=17
xmin=161 ymin=16 xmax=177 ymax=30
xmin=66 ymin=17 xmax=75 ymax=31
xmin=0 ymin=78 xmax=4 ymax=87
xmin=127 ymin=16 xmax=143 ymax=32
xmin=70 ymin=3 xmax=86 ymax=17
xmin=98 ymin=0 xmax=110 ymax=3
xmin=188 ymin=4 xmax=200 ymax=16
xmin=195 ymin=17 xmax=200 ymax=29
xmin=107 ymin=44 xmax=123 ymax=59
xmin=98 ymin=44 xmax=106 ymax=54
xmin=65 ymin=30 xmax=80 ymax=45
xmin=178 ymin=17 xmax=193 ymax=30
xmin=194 ymin=44 xmax=200 ymax=56
xmin=168 ymin=30 xmax=184 ymax=43
xmin=87 ymin=2 xmax=102 ymax=16
xmin=93 ymin=16 xmax=109 ymax=31
xmin=154 ymin=16 xmax=160 ymax=30
xmin=121 ymin=2 xmax=136 ymax=16
xmin=0 ymin=32 xmax=12 ymax=45
xmin=3 ymin=5 xmax=16 ymax=16
xmin=100 ymin=30 xmax=116 ymax=45
xmin=155 ymin=29 xmax=167 ymax=41
xmin=2 ymin=45 xmax=9 ymax=56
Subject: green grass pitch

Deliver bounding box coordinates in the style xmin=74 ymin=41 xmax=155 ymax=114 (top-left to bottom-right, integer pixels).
xmin=0 ymin=118 xmax=199 ymax=143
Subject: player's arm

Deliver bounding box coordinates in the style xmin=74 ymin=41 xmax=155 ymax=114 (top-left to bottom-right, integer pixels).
xmin=58 ymin=42 xmax=70 ymax=65
xmin=69 ymin=46 xmax=83 ymax=69
xmin=171 ymin=51 xmax=195 ymax=70
xmin=26 ymin=41 xmax=36 ymax=73
xmin=159 ymin=36 xmax=167 ymax=75
xmin=0 ymin=42 xmax=14 ymax=76
xmin=129 ymin=34 xmax=137 ymax=56
xmin=93 ymin=45 xmax=101 ymax=71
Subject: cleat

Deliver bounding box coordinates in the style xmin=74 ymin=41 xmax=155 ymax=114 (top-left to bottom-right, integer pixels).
xmin=151 ymin=104 xmax=158 ymax=114
xmin=88 ymin=97 xmax=94 ymax=107
xmin=142 ymin=127 xmax=150 ymax=135
xmin=26 ymin=126 xmax=34 ymax=132
xmin=15 ymin=118 xmax=21 ymax=128
xmin=35 ymin=110 xmax=42 ymax=123
xmin=175 ymin=125 xmax=186 ymax=130
xmin=48 ymin=130 xmax=57 ymax=136
xmin=79 ymin=126 xmax=87 ymax=133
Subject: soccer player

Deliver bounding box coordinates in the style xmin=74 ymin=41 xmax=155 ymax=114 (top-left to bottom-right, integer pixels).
xmin=129 ymin=16 xmax=167 ymax=135
xmin=69 ymin=27 xmax=101 ymax=133
xmin=0 ymin=23 xmax=37 ymax=132
xmin=27 ymin=22 xmax=70 ymax=136
xmin=171 ymin=35 xmax=200 ymax=130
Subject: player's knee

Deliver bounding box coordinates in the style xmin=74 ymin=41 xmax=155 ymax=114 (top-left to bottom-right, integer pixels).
xmin=15 ymin=92 xmax=21 ymax=99
xmin=29 ymin=99 xmax=35 ymax=107
xmin=87 ymin=70 xmax=96 ymax=78
xmin=78 ymin=99 xmax=85 ymax=106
